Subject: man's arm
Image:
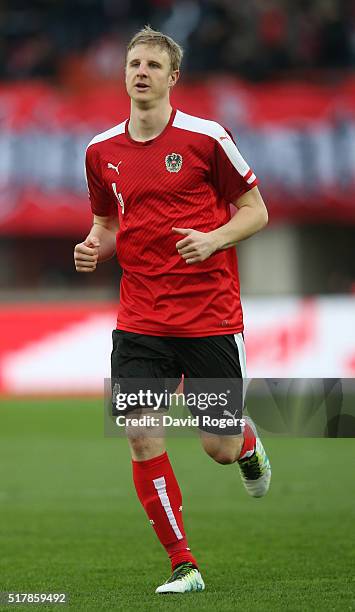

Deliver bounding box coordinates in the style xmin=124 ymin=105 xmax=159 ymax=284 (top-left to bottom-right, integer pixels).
xmin=74 ymin=214 xmax=119 ymax=272
xmin=211 ymin=186 xmax=268 ymax=249
xmin=173 ymin=186 xmax=268 ymax=265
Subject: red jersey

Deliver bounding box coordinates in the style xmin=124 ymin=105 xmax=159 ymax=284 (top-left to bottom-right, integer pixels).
xmin=85 ymin=109 xmax=258 ymax=337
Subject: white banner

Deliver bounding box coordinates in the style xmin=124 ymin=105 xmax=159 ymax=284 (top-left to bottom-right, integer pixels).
xmin=0 ymin=297 xmax=354 ymax=394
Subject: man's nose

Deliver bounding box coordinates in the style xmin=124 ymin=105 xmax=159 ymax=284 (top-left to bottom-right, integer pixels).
xmin=137 ymin=62 xmax=148 ymax=76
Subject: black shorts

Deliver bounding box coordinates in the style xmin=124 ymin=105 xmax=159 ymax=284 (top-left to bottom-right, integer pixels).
xmin=111 ymin=330 xmax=246 ymax=434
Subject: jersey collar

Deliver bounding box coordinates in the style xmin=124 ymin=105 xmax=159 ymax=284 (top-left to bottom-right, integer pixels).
xmin=125 ymin=108 xmax=177 ymax=146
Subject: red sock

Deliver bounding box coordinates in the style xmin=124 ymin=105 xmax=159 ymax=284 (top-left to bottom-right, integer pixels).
xmin=132 ymin=451 xmax=198 ymax=570
xmin=239 ymin=422 xmax=256 ymax=459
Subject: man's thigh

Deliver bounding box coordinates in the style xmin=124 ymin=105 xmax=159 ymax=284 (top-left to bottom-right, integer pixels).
xmin=111 ymin=330 xmax=181 ymax=416
xmin=169 ymin=334 xmax=246 ymax=435
xmin=168 ymin=333 xmax=245 ymax=378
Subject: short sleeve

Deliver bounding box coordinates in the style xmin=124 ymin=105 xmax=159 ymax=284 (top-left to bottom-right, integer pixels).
xmin=210 ymin=128 xmax=258 ymax=203
xmin=85 ymin=145 xmax=117 ymax=216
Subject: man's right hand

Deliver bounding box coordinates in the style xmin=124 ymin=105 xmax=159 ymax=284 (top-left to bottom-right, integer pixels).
xmin=74 ymin=236 xmax=100 ymax=272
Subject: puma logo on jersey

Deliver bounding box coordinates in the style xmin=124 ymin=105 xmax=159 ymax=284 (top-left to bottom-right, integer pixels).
xmin=223 ymin=408 xmax=239 ymax=419
xmin=220 ymin=135 xmax=230 ymax=141
xmin=107 ymin=161 xmax=122 ymax=175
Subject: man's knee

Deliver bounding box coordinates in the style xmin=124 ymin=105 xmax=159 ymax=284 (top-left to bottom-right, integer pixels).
xmin=202 ymin=436 xmax=243 ymax=465
xmin=128 ymin=434 xmax=165 ymax=461
xmin=129 ymin=435 xmax=150 ymax=456
xmin=209 ymin=449 xmax=238 ymax=465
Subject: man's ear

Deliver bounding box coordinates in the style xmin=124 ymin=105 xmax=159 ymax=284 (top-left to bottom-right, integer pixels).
xmin=169 ymin=70 xmax=180 ymax=88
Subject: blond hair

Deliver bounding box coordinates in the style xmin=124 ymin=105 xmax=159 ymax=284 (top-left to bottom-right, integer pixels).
xmin=126 ymin=25 xmax=183 ymax=72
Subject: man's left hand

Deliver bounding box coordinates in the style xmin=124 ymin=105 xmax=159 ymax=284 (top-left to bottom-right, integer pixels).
xmin=172 ymin=227 xmax=218 ymax=264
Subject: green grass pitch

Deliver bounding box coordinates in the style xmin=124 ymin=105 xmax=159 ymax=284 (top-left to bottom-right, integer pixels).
xmin=0 ymin=399 xmax=354 ymax=611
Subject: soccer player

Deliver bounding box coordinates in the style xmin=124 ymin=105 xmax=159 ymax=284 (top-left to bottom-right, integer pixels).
xmin=74 ymin=26 xmax=271 ymax=594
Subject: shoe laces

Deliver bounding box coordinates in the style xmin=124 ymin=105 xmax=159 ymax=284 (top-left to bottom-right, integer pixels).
xmin=239 ymin=451 xmax=263 ymax=480
xmin=168 ymin=562 xmax=196 ymax=583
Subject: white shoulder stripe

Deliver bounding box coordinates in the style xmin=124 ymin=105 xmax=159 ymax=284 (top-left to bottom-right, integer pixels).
xmin=173 ymin=109 xmax=228 ymax=141
xmin=87 ymin=120 xmax=126 ymax=148
xmin=173 ymin=110 xmax=251 ymax=178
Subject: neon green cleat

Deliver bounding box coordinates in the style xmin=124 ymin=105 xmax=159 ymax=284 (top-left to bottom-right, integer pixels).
xmin=155 ymin=562 xmax=205 ymax=594
xmin=238 ymin=416 xmax=271 ymax=498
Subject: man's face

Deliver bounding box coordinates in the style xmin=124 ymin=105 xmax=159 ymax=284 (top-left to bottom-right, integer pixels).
xmin=125 ymin=44 xmax=178 ymax=104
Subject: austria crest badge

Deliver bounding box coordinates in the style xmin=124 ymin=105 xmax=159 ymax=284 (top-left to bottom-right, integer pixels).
xmin=165 ymin=153 xmax=183 ymax=173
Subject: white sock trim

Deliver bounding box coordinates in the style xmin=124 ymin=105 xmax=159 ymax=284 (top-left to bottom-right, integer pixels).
xmin=153 ymin=476 xmax=183 ymax=540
